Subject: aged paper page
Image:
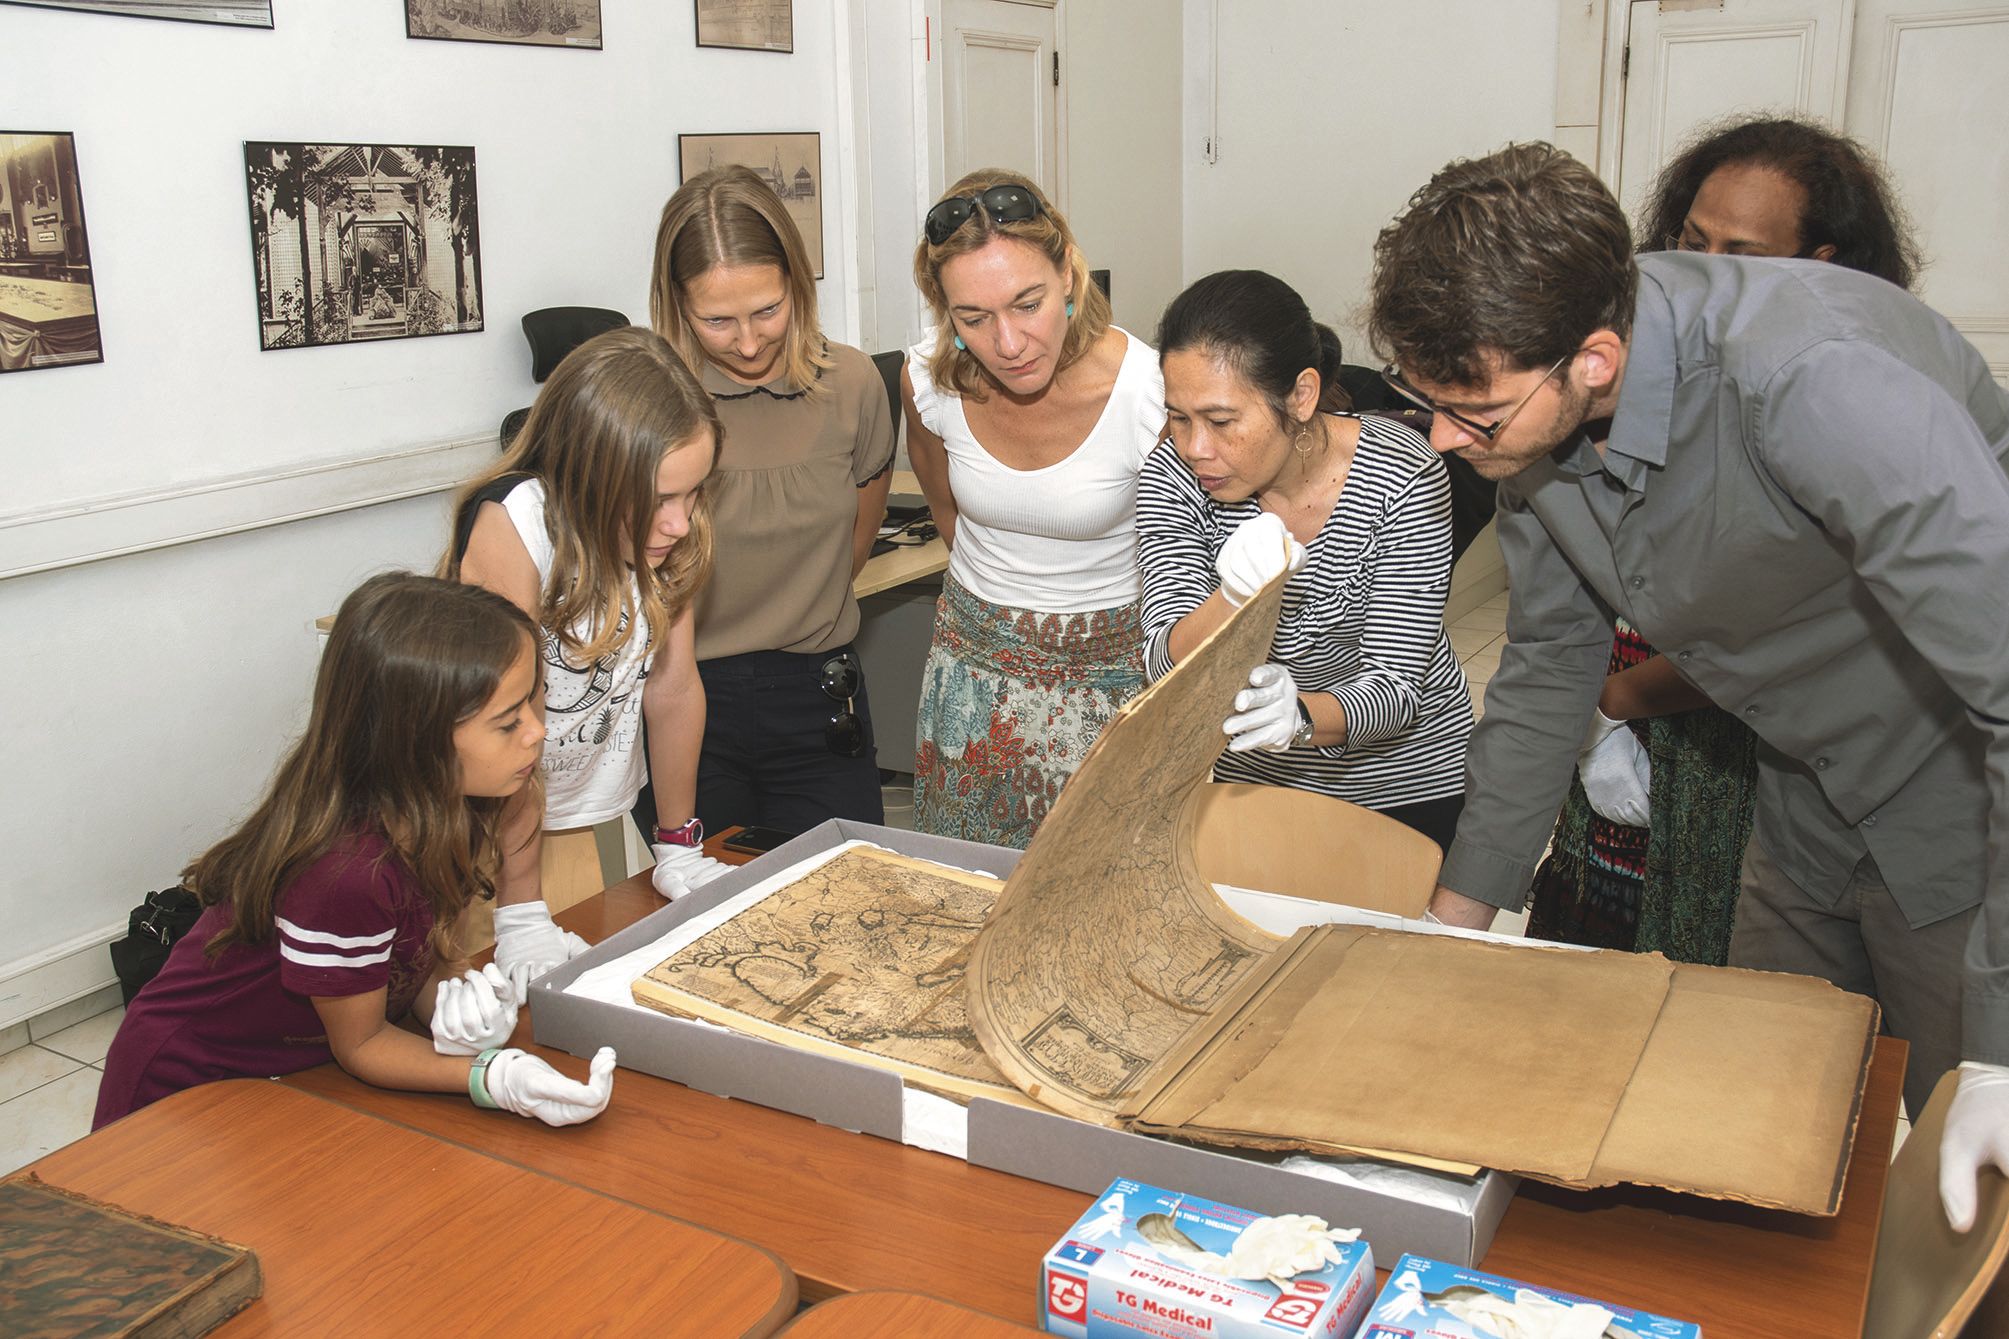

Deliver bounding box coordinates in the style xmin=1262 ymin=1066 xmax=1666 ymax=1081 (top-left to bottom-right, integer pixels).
xmin=965 ymin=573 xmax=1290 ymax=1124
xmin=632 ymin=847 xmax=1032 ymax=1105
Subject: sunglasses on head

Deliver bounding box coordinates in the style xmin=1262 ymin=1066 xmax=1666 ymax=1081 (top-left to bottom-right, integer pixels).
xmin=923 ymin=184 xmax=1046 ymax=246
xmin=820 ymin=652 xmax=866 ymax=758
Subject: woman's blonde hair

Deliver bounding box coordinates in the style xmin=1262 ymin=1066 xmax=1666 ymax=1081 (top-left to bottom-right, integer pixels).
xmin=189 ymin=573 xmax=538 ymax=964
xmin=651 ymin=164 xmax=831 ymax=396
xmin=445 ymin=326 xmax=719 ymax=664
xmin=913 ymin=168 xmax=1111 ymax=400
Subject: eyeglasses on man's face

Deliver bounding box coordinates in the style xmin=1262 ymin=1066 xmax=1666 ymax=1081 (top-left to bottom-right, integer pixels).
xmin=923 ymin=185 xmax=1045 ymax=247
xmin=1379 ymin=350 xmax=1577 ymax=442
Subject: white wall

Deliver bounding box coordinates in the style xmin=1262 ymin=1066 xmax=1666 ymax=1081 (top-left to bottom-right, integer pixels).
xmin=0 ymin=1 xmax=860 ymax=1007
xmin=1181 ymin=0 xmax=1561 ymax=362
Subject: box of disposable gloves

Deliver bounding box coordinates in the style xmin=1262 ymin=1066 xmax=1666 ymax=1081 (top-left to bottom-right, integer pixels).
xmin=1040 ymin=1178 xmax=1372 ymax=1338
xmin=1360 ymin=1253 xmax=1701 ymax=1338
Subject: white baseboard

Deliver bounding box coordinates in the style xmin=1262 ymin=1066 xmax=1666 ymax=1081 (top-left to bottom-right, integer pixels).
xmin=0 ymin=921 xmax=125 ymax=1033
xmin=0 ymin=432 xmax=499 ymax=579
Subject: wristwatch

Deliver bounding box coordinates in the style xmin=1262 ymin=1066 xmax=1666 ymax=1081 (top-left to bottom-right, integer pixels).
xmin=1291 ymin=698 xmax=1316 ymax=748
xmin=654 ymin=818 xmax=704 ymax=848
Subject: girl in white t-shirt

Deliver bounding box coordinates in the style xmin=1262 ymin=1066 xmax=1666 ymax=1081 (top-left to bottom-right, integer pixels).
xmin=445 ymin=327 xmax=728 ymax=987
xmin=903 ymin=169 xmax=1165 ymax=847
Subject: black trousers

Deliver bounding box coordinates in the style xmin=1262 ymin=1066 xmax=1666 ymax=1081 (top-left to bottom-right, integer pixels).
xmin=1375 ymin=793 xmax=1466 ymax=854
xmin=687 ymin=646 xmax=885 ymax=835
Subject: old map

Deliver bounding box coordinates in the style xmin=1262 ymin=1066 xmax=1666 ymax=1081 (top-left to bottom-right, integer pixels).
xmin=631 ymin=847 xmax=1030 ymax=1103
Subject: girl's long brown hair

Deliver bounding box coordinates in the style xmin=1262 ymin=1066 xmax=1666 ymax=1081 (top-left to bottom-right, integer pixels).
xmin=444 ymin=326 xmax=720 ymax=664
xmin=651 ymin=164 xmax=832 ymax=397
xmin=913 ymin=168 xmax=1112 ymax=402
xmin=188 ymin=573 xmax=539 ymax=961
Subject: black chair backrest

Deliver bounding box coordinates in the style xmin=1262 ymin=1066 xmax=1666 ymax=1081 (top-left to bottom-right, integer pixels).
xmin=523 ymin=306 xmax=629 ymax=383
xmin=871 ymin=349 xmax=905 ymax=430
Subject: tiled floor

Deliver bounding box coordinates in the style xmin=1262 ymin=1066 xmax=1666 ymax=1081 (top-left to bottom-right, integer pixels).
xmin=0 ymin=997 xmax=121 ymax=1176
xmin=1449 ymin=590 xmax=1528 ymax=936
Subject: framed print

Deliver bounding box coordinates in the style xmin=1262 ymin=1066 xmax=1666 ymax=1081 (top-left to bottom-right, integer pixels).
xmin=406 ymin=0 xmax=601 ymax=50
xmin=678 ymin=132 xmax=821 ymax=277
xmin=0 ymin=131 xmax=103 ymax=373
xmin=694 ymin=0 xmax=790 ymax=53
xmin=243 ymin=141 xmax=483 ymax=352
xmin=0 ymin=1 xmax=272 ymax=26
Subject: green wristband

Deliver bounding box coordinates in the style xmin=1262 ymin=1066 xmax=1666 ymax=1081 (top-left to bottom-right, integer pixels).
xmin=468 ymin=1048 xmax=503 ymax=1109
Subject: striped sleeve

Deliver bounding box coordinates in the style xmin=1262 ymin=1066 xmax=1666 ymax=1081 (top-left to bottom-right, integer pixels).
xmin=275 ymin=854 xmax=401 ymax=999
xmin=1137 ymin=440 xmax=1223 ymax=681
xmin=1324 ymin=447 xmax=1454 ymax=749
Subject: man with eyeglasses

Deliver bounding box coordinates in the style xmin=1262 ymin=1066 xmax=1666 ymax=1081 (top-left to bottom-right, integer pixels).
xmin=1367 ymin=142 xmax=2009 ymax=1232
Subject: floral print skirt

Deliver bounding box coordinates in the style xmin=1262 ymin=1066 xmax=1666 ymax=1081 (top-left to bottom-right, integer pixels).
xmin=912 ymin=575 xmax=1144 ymax=850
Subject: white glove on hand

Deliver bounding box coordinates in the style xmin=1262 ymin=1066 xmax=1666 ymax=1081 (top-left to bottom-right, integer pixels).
xmin=491 ymin=900 xmax=590 ymax=999
xmin=1215 ymin=513 xmax=1308 ymax=608
xmin=431 ymin=964 xmax=520 ymax=1055
xmin=1576 ymin=709 xmax=1652 ymax=827
xmin=481 ymin=1046 xmax=617 ymax=1128
xmin=650 ymin=843 xmax=732 ymax=902
xmin=1939 ymin=1060 xmax=2009 ymax=1230
xmin=1224 ymin=664 xmax=1302 ymax=753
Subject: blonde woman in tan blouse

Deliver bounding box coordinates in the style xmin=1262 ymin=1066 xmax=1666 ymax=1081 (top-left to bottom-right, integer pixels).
xmin=651 ymin=166 xmax=896 ymax=834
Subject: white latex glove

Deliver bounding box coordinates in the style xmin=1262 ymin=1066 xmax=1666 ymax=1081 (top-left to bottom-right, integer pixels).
xmin=431 ymin=964 xmax=520 ymax=1055
xmin=1224 ymin=664 xmax=1302 ymax=753
xmin=481 ymin=1046 xmax=617 ymax=1127
xmin=1215 ymin=512 xmax=1308 ymax=608
xmin=492 ymin=900 xmax=590 ymax=999
xmin=1220 ymin=1214 xmax=1360 ymax=1286
xmin=650 ymin=843 xmax=732 ymax=902
xmin=1576 ymin=709 xmax=1651 ymax=827
xmin=1940 ymin=1060 xmax=2009 ymax=1230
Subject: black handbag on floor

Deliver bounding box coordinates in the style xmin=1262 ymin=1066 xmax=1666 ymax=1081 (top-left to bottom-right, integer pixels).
xmin=109 ymin=887 xmax=203 ymax=1004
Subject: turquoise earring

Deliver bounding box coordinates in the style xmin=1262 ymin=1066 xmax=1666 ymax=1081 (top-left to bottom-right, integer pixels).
xmin=954 ymin=335 xmax=966 ymax=351
xmin=1066 ymin=301 xmax=1075 ymax=318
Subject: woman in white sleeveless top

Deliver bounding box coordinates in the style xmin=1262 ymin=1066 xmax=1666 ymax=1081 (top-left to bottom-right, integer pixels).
xmin=903 ymin=169 xmax=1164 ymax=847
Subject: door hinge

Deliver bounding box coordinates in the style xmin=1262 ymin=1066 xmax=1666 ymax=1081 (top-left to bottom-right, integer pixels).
xmin=1053 ymin=51 xmax=1061 ymax=86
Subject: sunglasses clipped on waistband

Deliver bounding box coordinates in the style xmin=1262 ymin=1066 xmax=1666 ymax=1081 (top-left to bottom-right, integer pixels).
xmin=923 ymin=184 xmax=1045 ymax=246
xmin=820 ymin=652 xmax=866 ymax=758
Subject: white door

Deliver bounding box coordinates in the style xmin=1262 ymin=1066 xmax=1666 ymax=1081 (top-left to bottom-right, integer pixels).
xmin=940 ymin=0 xmax=1061 ymax=199
xmin=1616 ymin=0 xmax=1855 ymax=223
xmin=1845 ymin=2 xmax=2009 ymax=383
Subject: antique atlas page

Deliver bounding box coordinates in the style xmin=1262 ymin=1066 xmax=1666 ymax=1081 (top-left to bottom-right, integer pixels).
xmin=964 ymin=574 xmax=1291 ymax=1124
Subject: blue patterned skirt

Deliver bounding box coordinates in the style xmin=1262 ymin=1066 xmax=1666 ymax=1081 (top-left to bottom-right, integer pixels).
xmin=912 ymin=575 xmax=1144 ymax=849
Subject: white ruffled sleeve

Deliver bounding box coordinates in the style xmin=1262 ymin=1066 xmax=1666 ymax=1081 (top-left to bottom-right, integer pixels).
xmin=905 ymin=337 xmax=950 ymax=437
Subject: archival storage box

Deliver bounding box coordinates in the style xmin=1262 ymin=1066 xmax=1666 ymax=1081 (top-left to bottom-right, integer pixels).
xmin=531 ymin=819 xmax=1518 ymax=1268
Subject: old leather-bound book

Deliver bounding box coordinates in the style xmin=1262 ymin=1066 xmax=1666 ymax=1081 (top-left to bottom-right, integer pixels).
xmin=0 ymin=1172 xmax=262 ymax=1337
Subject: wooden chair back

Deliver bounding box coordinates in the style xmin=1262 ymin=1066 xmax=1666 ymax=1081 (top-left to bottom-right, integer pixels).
xmin=1185 ymin=782 xmax=1441 ymax=917
xmin=1865 ymin=1069 xmax=2009 ymax=1338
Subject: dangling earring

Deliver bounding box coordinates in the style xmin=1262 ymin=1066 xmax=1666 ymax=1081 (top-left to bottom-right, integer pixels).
xmin=1293 ymin=424 xmax=1314 ymax=463
xmin=1066 ymin=301 xmax=1075 ymax=319
xmin=954 ymin=335 xmax=966 ymax=351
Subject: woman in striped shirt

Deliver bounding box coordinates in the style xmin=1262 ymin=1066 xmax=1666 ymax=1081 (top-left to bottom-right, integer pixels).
xmin=1139 ymin=270 xmax=1472 ymax=849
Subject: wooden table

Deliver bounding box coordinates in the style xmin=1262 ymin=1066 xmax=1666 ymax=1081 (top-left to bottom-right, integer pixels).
xmin=29 ymin=1080 xmax=797 ymax=1337
xmin=282 ymin=870 xmax=1905 ymax=1334
xmin=779 ymin=1291 xmax=1039 ymax=1336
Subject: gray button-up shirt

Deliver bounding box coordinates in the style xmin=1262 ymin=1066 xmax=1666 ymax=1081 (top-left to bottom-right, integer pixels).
xmin=1441 ymin=252 xmax=2009 ymax=1061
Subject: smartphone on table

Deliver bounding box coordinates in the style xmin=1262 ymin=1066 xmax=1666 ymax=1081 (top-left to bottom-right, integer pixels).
xmin=720 ymin=825 xmax=799 ymax=856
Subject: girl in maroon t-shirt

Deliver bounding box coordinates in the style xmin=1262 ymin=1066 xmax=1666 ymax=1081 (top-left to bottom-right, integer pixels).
xmin=97 ymin=573 xmax=617 ymax=1130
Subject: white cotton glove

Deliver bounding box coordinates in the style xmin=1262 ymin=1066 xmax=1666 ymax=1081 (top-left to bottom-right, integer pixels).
xmin=431 ymin=964 xmax=520 ymax=1055
xmin=1215 ymin=512 xmax=1308 ymax=608
xmin=480 ymin=1046 xmax=617 ymax=1128
xmin=1576 ymin=709 xmax=1652 ymax=827
xmin=1939 ymin=1060 xmax=2009 ymax=1230
xmin=491 ymin=901 xmax=590 ymax=999
xmin=650 ymin=843 xmax=732 ymax=902
xmin=1224 ymin=664 xmax=1302 ymax=753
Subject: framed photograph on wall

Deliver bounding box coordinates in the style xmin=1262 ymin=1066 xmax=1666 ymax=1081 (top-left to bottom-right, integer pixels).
xmin=0 ymin=131 xmax=104 ymax=374
xmin=406 ymin=0 xmax=601 ymax=49
xmin=694 ymin=0 xmax=790 ymax=53
xmin=0 ymin=1 xmax=272 ymax=26
xmin=243 ymin=142 xmax=483 ymax=352
xmin=678 ymin=132 xmax=821 ymax=277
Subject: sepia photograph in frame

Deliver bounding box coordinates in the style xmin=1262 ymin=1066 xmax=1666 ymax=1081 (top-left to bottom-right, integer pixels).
xmin=0 ymin=1 xmax=272 ymax=26
xmin=242 ymin=141 xmax=483 ymax=352
xmin=0 ymin=131 xmax=104 ymax=374
xmin=679 ymin=132 xmax=821 ymax=277
xmin=405 ymin=0 xmax=601 ymax=50
xmin=694 ymin=0 xmax=790 ymax=53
